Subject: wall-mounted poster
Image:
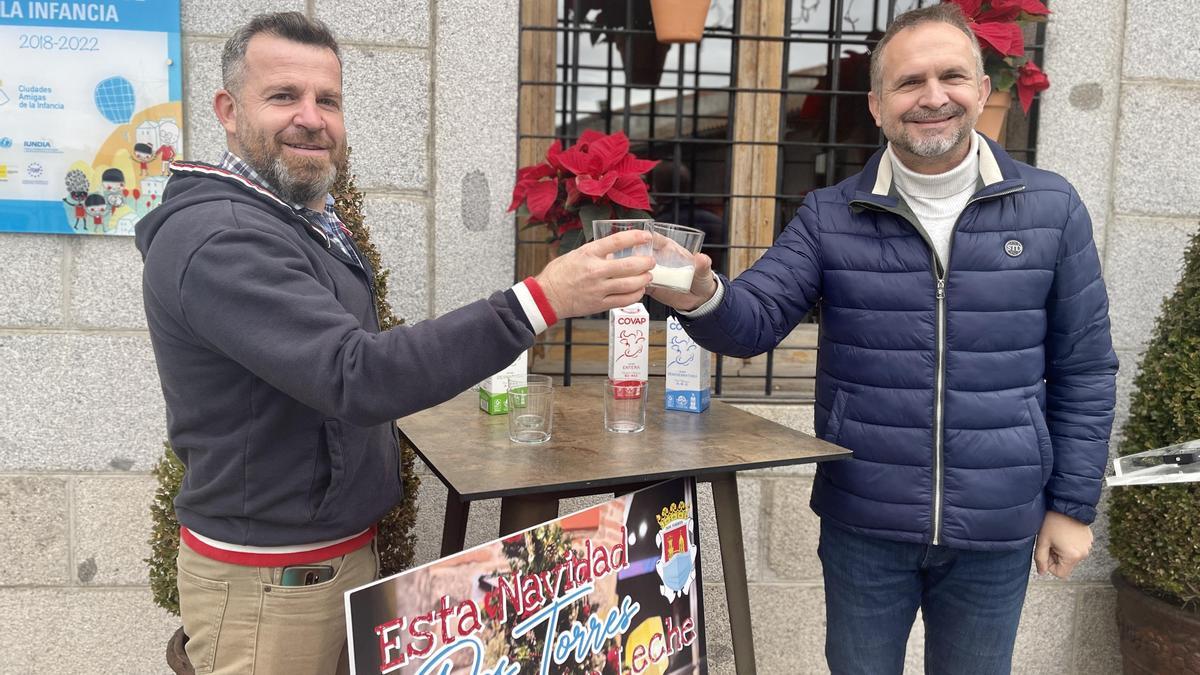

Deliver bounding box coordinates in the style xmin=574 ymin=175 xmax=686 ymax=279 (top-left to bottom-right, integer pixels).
xmin=0 ymin=0 xmax=182 ymax=236
xmin=346 ymin=478 xmax=707 ymax=675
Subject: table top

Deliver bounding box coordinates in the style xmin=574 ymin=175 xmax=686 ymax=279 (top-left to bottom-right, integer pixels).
xmin=397 ymin=378 xmax=850 ymax=501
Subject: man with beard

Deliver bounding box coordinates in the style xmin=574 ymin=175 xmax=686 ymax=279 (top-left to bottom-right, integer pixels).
xmin=649 ymin=4 xmax=1117 ymax=674
xmin=135 ymin=12 xmax=655 ymax=675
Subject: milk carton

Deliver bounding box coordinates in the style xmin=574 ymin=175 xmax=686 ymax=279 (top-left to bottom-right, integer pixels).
xmin=478 ymin=351 xmax=528 ymax=415
xmin=665 ymin=316 xmax=710 ymax=412
xmin=608 ymin=303 xmax=649 ymax=383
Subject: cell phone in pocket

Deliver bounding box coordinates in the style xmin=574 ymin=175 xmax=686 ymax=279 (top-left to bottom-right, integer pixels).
xmin=280 ymin=564 xmax=335 ymax=587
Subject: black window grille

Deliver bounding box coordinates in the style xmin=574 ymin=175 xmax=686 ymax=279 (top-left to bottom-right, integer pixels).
xmin=517 ymin=0 xmax=1045 ymax=402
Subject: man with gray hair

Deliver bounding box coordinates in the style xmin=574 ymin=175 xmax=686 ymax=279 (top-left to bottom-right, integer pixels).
xmin=650 ymin=4 xmax=1117 ymax=673
xmin=136 ymin=11 xmax=654 ymax=674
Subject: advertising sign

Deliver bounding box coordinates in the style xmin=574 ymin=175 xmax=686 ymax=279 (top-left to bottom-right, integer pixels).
xmin=0 ymin=0 xmax=183 ymax=235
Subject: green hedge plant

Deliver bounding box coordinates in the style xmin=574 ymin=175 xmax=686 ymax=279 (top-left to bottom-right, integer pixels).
xmin=1109 ymin=228 xmax=1200 ymax=610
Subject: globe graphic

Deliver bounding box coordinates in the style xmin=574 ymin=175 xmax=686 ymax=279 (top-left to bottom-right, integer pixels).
xmin=94 ymin=76 xmax=136 ymax=124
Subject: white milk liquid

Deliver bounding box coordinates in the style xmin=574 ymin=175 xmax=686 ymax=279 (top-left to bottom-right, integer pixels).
xmin=650 ymin=264 xmax=695 ymax=291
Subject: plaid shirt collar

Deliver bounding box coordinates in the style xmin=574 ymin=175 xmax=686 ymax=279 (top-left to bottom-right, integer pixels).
xmin=218 ymin=151 xmax=357 ymax=263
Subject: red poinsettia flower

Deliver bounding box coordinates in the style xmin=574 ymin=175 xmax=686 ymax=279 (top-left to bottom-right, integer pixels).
xmin=947 ymin=0 xmax=1024 ymax=57
xmin=1015 ymin=60 xmax=1050 ymax=113
xmin=508 ymin=129 xmax=659 ymax=251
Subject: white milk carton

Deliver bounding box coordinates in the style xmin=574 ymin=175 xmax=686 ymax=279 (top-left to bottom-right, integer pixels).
xmin=478 ymin=351 xmax=528 ymax=415
xmin=665 ymin=316 xmax=710 ymax=412
xmin=608 ymin=303 xmax=649 ymax=384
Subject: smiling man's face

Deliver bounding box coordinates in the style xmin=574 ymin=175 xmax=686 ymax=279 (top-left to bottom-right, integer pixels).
xmin=218 ymin=33 xmax=346 ymax=208
xmin=868 ymin=21 xmax=989 ymax=174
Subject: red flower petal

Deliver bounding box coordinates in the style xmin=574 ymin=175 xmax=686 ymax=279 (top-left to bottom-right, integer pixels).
xmin=613 ymin=155 xmax=660 ymax=176
xmin=556 ymin=145 xmax=591 ymax=177
xmin=587 ymin=132 xmax=631 ymax=174
xmin=576 ymin=172 xmax=619 ymax=198
xmin=526 ymin=179 xmax=560 ymax=220
xmin=606 ymin=174 xmax=651 ymax=211
xmin=544 ymin=141 xmax=564 ymax=170
xmin=971 ymin=21 xmax=1024 ymax=57
xmin=1015 ymin=61 xmax=1050 ymax=113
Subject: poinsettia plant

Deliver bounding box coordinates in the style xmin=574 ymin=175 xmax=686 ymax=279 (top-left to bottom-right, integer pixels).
xmin=509 ymin=130 xmax=658 ymax=254
xmin=946 ymin=0 xmax=1051 ymax=113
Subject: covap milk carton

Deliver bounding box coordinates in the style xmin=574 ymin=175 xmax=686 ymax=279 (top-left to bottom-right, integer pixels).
xmin=478 ymin=351 xmax=528 ymax=415
xmin=608 ymin=303 xmax=649 ymax=383
xmin=665 ymin=316 xmax=710 ymax=412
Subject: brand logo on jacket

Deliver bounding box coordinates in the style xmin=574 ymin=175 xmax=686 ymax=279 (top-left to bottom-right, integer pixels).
xmin=1004 ymin=240 xmax=1024 ymax=257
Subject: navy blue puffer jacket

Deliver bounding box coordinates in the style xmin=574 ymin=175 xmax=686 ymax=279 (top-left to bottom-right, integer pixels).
xmin=682 ymin=136 xmax=1118 ymax=551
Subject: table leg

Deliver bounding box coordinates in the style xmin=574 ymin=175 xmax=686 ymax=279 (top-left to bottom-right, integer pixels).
xmin=498 ymin=495 xmax=560 ymax=536
xmin=441 ymin=489 xmax=470 ymax=557
xmin=711 ymin=472 xmax=757 ymax=675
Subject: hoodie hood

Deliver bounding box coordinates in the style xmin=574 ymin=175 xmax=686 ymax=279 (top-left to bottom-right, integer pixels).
xmin=135 ymin=160 xmax=332 ymax=261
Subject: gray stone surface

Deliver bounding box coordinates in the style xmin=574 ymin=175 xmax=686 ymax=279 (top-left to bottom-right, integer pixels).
xmin=180 ymin=0 xmax=305 ymax=36
xmin=343 ymin=46 xmax=429 ymax=192
xmin=734 ymin=403 xmax=819 ymax=477
xmin=0 ymin=588 xmax=178 ymax=672
xmin=0 ymin=476 xmax=69 ymax=585
xmin=0 ymin=235 xmax=64 ymax=328
xmin=1114 ymin=84 xmax=1200 ymax=217
xmin=72 ymin=476 xmax=158 ymax=586
xmin=432 ymin=0 xmax=520 ymax=315
xmin=316 ymin=0 xmax=430 ymax=47
xmin=766 ymin=479 xmax=822 ymax=582
xmin=69 ymin=237 xmax=146 ymax=330
xmin=1011 ymin=584 xmax=1077 ymax=674
xmin=0 ymin=334 xmax=165 ymax=471
xmin=1123 ymin=1 xmax=1200 ymax=82
xmin=362 ymin=196 xmax=431 ymax=323
xmin=1103 ymin=217 xmax=1199 ymax=352
xmin=1075 ymin=586 xmax=1122 ymax=674
xmin=182 ymin=39 xmax=227 ymax=164
xmin=1038 ymin=0 xmax=1127 ymax=256
xmin=697 ymin=477 xmax=762 ymax=583
xmin=747 ymin=583 xmax=829 ymax=674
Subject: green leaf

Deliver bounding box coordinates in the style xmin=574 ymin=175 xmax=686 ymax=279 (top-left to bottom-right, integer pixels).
xmin=558 ymin=228 xmax=585 ymax=254
xmin=516 ymin=203 xmax=530 ymax=219
xmin=990 ymin=67 xmax=1016 ymax=93
xmin=617 ymin=207 xmax=652 ymax=221
xmin=578 ymin=203 xmax=611 ymax=242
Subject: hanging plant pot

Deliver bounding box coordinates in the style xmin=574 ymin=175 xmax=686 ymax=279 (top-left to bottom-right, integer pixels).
xmin=975 ymin=89 xmax=1011 ymax=144
xmin=615 ymin=35 xmax=672 ymax=87
xmin=650 ymin=0 xmax=710 ymax=43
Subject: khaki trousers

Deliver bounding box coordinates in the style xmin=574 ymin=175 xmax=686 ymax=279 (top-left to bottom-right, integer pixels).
xmin=177 ymin=538 xmax=378 ymax=675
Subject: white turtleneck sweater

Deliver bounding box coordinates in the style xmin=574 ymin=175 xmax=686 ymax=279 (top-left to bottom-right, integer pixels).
xmin=889 ymin=131 xmax=981 ymax=271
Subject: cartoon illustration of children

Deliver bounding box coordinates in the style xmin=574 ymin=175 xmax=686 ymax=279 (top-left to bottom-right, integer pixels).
xmin=84 ymin=194 xmax=108 ymax=232
xmin=133 ymin=142 xmax=155 ymax=177
xmin=157 ymin=122 xmax=180 ymax=175
xmin=101 ymin=168 xmax=127 ymax=214
xmin=62 ymin=169 xmax=91 ymax=230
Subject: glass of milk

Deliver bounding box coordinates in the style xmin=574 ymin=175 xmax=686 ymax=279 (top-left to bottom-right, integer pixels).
xmin=592 ymin=219 xmax=653 ymax=258
xmin=648 ymin=222 xmax=705 ymax=292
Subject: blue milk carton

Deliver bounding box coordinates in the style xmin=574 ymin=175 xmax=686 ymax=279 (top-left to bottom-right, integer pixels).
xmin=665 ymin=316 xmax=710 ymax=412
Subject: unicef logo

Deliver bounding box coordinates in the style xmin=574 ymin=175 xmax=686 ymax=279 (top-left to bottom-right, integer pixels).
xmin=26 ymin=162 xmax=43 ymax=178
xmin=1004 ymin=240 xmax=1024 ymax=257
xmin=0 ymin=137 xmax=11 ymax=149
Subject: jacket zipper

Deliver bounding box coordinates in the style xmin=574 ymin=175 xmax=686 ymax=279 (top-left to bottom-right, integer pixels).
xmin=852 ymin=183 xmax=1024 ymax=545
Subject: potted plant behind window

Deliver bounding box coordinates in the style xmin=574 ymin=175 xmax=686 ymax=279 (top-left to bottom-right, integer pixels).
xmin=1108 ymin=230 xmax=1200 ymax=674
xmin=569 ymin=0 xmax=668 ymax=86
xmin=509 ymin=129 xmax=658 ymax=256
xmin=946 ymin=0 xmax=1051 ymax=143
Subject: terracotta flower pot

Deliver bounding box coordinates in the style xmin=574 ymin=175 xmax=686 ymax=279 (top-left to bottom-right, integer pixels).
xmin=1113 ymin=571 xmax=1200 ymax=674
xmin=650 ymin=0 xmax=710 ymax=43
xmin=975 ymin=89 xmax=1011 ymax=144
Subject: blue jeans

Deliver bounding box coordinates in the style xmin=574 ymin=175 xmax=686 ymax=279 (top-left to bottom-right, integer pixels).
xmin=818 ymin=520 xmax=1035 ymax=675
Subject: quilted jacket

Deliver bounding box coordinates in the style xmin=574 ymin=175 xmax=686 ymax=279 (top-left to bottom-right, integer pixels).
xmin=681 ymin=135 xmax=1118 ymax=551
